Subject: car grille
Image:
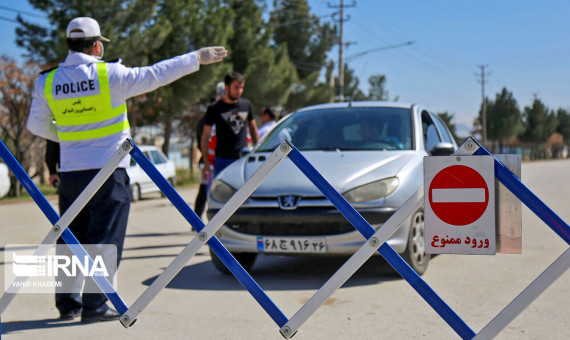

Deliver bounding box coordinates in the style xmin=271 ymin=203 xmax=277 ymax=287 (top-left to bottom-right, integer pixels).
xmin=227 ymin=222 xmax=356 ymax=236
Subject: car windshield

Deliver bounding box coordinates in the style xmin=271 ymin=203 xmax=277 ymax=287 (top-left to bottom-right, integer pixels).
xmin=256 ymin=106 xmax=412 ymax=152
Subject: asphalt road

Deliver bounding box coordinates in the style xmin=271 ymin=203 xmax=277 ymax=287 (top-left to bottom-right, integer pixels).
xmin=0 ymin=158 xmax=569 ymax=339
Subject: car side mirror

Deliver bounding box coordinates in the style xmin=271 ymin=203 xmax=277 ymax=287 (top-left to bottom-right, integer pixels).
xmin=430 ymin=142 xmax=455 ymax=156
xmin=240 ymin=146 xmax=252 ymax=157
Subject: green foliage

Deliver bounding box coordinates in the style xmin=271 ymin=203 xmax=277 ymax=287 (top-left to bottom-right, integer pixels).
xmin=437 ymin=112 xmax=462 ymax=145
xmin=175 ymin=168 xmax=200 ymax=186
xmin=18 ymin=0 xmax=234 ymax=156
xmin=340 ymin=65 xmax=366 ymax=101
xmin=339 ymin=71 xmax=393 ymax=102
xmin=223 ymin=0 xmax=298 ymax=115
xmin=367 ymin=74 xmax=389 ymax=101
xmin=520 ymin=98 xmax=558 ymax=158
xmin=285 ymin=72 xmax=334 ymax=111
xmin=556 ymin=108 xmax=570 ymax=145
xmin=225 ymin=0 xmax=267 ymax=74
xmin=0 ymin=183 xmax=57 ymax=202
xmin=243 ymin=44 xmax=298 ymax=112
xmin=270 ymin=0 xmax=336 ymax=110
xmin=17 ymin=0 xmax=158 ymax=64
xmin=482 ymin=87 xmax=522 ymax=151
xmin=271 ymin=0 xmax=336 ymax=80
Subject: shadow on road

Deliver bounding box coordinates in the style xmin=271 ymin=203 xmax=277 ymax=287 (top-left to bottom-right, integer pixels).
xmin=142 ymin=255 xmax=402 ymax=291
xmin=0 ymin=318 xmax=83 ymax=334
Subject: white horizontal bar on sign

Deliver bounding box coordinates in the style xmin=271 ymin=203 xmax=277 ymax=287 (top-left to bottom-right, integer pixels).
xmin=432 ymin=188 xmax=485 ymax=203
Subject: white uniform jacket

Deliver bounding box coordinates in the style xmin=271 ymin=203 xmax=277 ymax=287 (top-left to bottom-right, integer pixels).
xmin=28 ymin=51 xmax=200 ymax=171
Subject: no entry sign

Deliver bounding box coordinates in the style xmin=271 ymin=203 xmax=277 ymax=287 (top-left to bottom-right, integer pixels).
xmin=429 ymin=165 xmax=489 ymax=226
xmin=424 ymin=156 xmax=496 ymax=255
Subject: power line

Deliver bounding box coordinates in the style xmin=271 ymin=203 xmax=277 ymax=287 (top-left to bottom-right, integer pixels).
xmin=345 ymin=41 xmax=414 ymax=62
xmin=0 ymin=15 xmax=18 ymax=23
xmin=0 ymin=5 xmax=45 ymax=19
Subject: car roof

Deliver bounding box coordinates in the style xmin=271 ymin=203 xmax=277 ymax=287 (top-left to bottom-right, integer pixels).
xmin=295 ymin=101 xmax=417 ymax=113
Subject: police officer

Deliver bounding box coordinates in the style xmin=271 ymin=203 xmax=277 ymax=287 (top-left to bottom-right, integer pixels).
xmin=27 ymin=17 xmax=227 ymax=323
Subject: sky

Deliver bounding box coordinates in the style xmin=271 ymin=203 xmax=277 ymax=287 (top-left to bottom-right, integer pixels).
xmin=2 ymin=1 xmax=570 ymax=136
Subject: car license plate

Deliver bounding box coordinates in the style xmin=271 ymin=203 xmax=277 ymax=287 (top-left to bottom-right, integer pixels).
xmin=257 ymin=237 xmax=327 ymax=253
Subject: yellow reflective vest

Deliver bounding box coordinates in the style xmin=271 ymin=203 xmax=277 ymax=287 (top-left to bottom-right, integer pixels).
xmin=44 ymin=62 xmax=129 ymax=141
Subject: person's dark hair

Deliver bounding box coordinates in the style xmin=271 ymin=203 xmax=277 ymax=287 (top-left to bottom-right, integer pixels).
xmin=66 ymin=37 xmax=98 ymax=53
xmin=224 ymin=71 xmax=244 ymax=86
xmin=262 ymin=107 xmax=276 ymax=120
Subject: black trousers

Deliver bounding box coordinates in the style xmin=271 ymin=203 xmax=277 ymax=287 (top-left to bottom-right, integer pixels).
xmin=55 ymin=168 xmax=130 ymax=316
xmin=194 ymin=183 xmax=207 ymax=218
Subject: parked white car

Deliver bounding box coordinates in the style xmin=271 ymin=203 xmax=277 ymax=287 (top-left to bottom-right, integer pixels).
xmin=127 ymin=146 xmax=176 ymax=202
xmin=0 ymin=162 xmax=10 ymax=199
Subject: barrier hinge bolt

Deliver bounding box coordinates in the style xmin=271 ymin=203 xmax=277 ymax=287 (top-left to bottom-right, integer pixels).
xmin=198 ymin=232 xmax=208 ymax=242
xmin=122 ymin=141 xmax=130 ymax=151
xmin=121 ymin=315 xmax=130 ymax=326
xmin=280 ymin=326 xmax=292 ymax=337
xmin=464 ymin=141 xmax=475 ymax=151
xmin=279 ymin=142 xmax=290 ymax=153
xmin=369 ymin=237 xmax=379 ymax=248
xmin=52 ymin=225 xmax=61 ymax=234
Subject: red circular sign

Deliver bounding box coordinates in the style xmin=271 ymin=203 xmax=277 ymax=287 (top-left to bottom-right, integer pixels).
xmin=428 ymin=165 xmax=489 ymax=226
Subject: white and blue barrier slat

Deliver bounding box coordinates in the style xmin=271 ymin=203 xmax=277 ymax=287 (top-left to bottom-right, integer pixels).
xmin=0 ymin=138 xmax=130 ymax=336
xmin=284 ymin=141 xmax=476 ymax=339
xmin=474 ymin=247 xmax=570 ymax=339
xmin=122 ymin=140 xmax=290 ymax=328
xmin=456 ymin=137 xmax=570 ymax=338
xmin=465 ymin=141 xmax=570 ymax=244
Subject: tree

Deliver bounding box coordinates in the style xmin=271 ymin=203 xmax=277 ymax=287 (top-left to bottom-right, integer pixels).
xmin=16 ymin=0 xmax=160 ymax=65
xmin=242 ymin=44 xmax=298 ymax=112
xmin=342 ymin=65 xmax=365 ymax=101
xmin=224 ymin=0 xmax=266 ymax=74
xmin=17 ymin=0 xmax=234 ymax=156
xmin=0 ymin=57 xmax=45 ymax=196
xmin=437 ymin=112 xmax=462 ymax=145
xmin=270 ymin=0 xmax=336 ymax=110
xmin=519 ymin=97 xmax=558 ymax=159
xmin=286 ymin=72 xmax=333 ymax=110
xmin=224 ymin=0 xmax=298 ymax=114
xmin=483 ymin=87 xmax=522 ymax=153
xmin=271 ymin=0 xmax=336 ymax=80
xmin=137 ymin=0 xmax=233 ymax=155
xmin=367 ymin=74 xmax=389 ymax=101
xmin=556 ymin=108 xmax=570 ymax=146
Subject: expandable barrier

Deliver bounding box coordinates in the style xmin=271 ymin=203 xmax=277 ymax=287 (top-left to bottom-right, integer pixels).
xmin=0 ymin=136 xmax=568 ymax=339
xmin=0 ymin=138 xmax=132 ymax=339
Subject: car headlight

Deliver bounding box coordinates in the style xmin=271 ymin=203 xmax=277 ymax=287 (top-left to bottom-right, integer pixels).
xmin=342 ymin=177 xmax=399 ymax=203
xmin=210 ymin=179 xmax=236 ymax=203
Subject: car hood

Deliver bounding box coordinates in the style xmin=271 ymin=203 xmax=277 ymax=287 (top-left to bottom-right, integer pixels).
xmin=217 ymin=150 xmax=416 ymax=196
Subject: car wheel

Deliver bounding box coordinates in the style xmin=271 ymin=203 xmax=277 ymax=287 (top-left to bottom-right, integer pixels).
xmin=130 ymin=184 xmax=141 ymax=202
xmin=209 ymin=247 xmax=257 ymax=274
xmin=402 ymin=209 xmax=430 ymax=275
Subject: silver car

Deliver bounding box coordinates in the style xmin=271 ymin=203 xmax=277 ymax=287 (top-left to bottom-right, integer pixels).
xmin=207 ymin=102 xmax=457 ymax=275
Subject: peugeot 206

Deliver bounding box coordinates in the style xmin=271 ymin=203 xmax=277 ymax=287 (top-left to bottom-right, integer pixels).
xmin=207 ymin=102 xmax=457 ymax=275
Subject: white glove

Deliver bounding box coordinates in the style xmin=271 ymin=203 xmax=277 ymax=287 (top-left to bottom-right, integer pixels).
xmin=197 ymin=46 xmax=228 ymax=65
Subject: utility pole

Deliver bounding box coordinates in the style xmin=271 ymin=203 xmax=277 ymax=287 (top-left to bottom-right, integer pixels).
xmin=476 ymin=64 xmax=490 ymax=147
xmin=329 ymin=0 xmax=356 ymax=102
